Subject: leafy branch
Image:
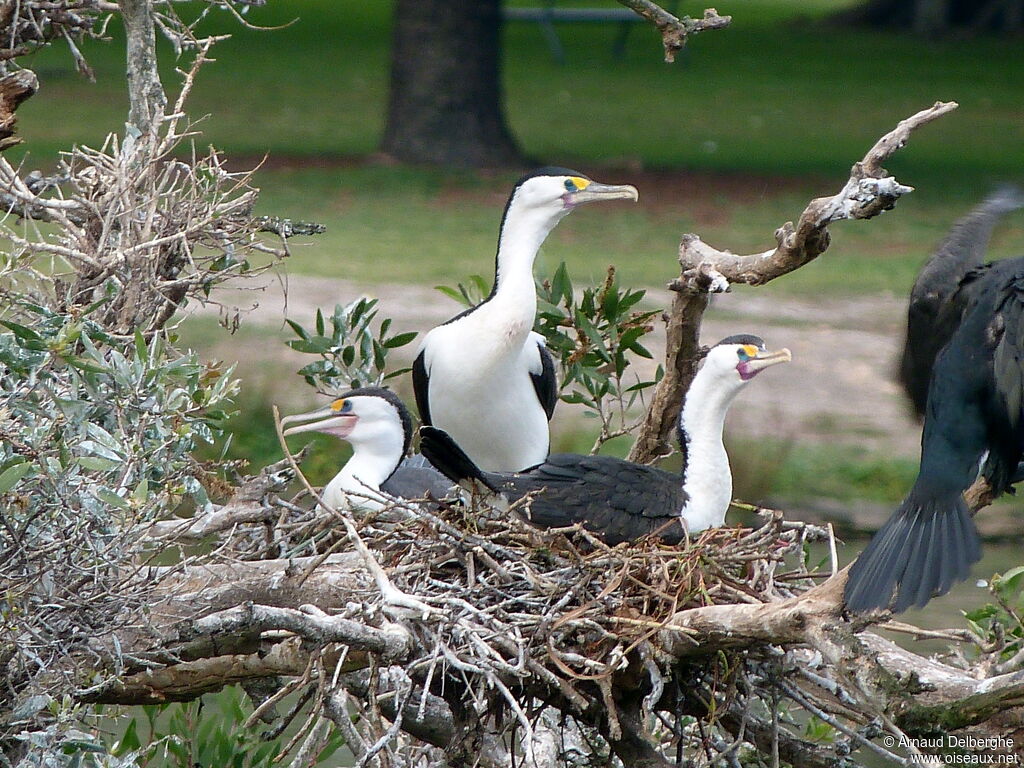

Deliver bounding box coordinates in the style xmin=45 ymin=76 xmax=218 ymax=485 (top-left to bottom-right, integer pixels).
xmin=285 ymin=298 xmax=418 ymax=394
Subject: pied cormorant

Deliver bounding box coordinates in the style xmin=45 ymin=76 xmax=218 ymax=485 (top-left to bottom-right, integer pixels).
xmin=420 ymin=336 xmax=791 ymax=543
xmin=847 ymin=254 xmax=1024 ymax=612
xmin=899 ymin=185 xmax=1024 ymax=419
xmin=282 ymin=387 xmax=451 ymax=512
xmin=412 ymin=168 xmax=638 ymax=473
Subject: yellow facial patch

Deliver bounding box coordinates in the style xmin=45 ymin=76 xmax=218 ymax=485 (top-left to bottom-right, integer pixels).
xmin=330 ymin=398 xmax=346 ymax=412
xmin=569 ymin=176 xmax=590 ymax=191
xmin=742 ymin=345 xmax=759 ymax=358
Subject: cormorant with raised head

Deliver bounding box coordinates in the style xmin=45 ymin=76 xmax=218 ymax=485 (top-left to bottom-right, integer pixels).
xmin=846 ymin=254 xmax=1024 ymax=612
xmin=413 ymin=168 xmax=638 ymax=473
xmin=420 ymin=336 xmax=791 ymax=544
xmin=282 ymin=387 xmax=451 ymax=512
xmin=899 ymin=185 xmax=1024 ymax=418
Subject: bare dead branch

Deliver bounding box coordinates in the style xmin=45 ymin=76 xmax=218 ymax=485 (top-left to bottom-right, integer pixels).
xmin=616 ymin=2 xmax=732 ymax=62
xmin=629 ymin=102 xmax=959 ymax=463
xmin=0 ymin=70 xmax=38 ymax=152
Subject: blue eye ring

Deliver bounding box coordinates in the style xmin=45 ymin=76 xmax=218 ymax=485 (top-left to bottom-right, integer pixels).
xmin=737 ymin=348 xmax=750 ymax=362
xmin=564 ymin=179 xmax=576 ymax=191
xmin=341 ymin=400 xmax=353 ymax=413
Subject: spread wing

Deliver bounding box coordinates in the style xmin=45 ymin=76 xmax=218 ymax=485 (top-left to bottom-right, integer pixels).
xmin=496 ymin=454 xmax=686 ymax=545
xmin=898 ymin=186 xmax=1024 ymax=418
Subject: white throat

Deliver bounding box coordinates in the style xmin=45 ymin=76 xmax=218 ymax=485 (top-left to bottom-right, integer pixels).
xmin=321 ymin=432 xmax=404 ymax=513
xmin=486 ymin=202 xmax=570 ymax=323
xmin=677 ymin=372 xmax=746 ymax=532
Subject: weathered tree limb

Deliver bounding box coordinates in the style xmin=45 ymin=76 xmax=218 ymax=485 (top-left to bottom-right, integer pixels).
xmin=119 ymin=0 xmax=166 ymax=137
xmin=331 ymin=670 xmax=457 ymax=750
xmin=142 ymin=456 xmax=296 ymax=541
xmin=615 ymin=2 xmax=732 ymax=62
xmin=68 ymin=544 xmax=1019 ymax=758
xmin=0 ymin=70 xmax=38 ymax=152
xmin=255 ymin=216 xmax=327 ymax=238
xmin=629 ymin=101 xmax=959 ymax=463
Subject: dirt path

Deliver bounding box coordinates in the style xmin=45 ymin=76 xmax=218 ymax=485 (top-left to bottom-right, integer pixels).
xmin=201 ymin=273 xmax=922 ymax=462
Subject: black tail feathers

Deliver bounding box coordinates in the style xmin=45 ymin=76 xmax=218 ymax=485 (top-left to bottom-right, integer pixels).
xmin=419 ymin=426 xmax=498 ymax=492
xmin=844 ymin=494 xmax=982 ymax=613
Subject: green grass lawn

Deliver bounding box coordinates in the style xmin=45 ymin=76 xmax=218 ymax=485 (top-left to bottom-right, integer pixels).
xmin=10 ymin=0 xmax=1024 ymax=298
xmin=11 ymin=0 xmax=1024 ymax=504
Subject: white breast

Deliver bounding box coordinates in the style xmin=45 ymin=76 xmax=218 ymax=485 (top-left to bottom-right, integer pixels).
xmin=422 ymin=316 xmax=549 ymax=472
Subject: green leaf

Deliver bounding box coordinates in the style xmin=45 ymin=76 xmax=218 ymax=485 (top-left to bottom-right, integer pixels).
xmin=132 ymin=478 xmax=150 ymax=504
xmin=116 ymin=717 xmax=141 ymax=755
xmin=601 ymin=285 xmax=620 ymax=318
xmin=434 ymin=284 xmax=469 ymax=305
xmin=0 ymin=462 xmax=33 ymax=494
xmin=64 ymin=355 xmax=111 ymax=374
xmin=0 ymin=320 xmax=42 ymax=341
xmin=95 ymin=487 xmax=130 ymax=510
xmin=551 ymin=261 xmax=573 ymax=305
xmin=285 ymin=319 xmax=309 ymax=341
xmin=78 ymin=456 xmax=121 ymax=472
xmin=383 ymin=331 xmax=417 ymax=349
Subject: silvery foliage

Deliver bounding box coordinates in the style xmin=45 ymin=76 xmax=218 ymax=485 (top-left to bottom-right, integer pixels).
xmin=0 ymin=290 xmax=237 ymax=703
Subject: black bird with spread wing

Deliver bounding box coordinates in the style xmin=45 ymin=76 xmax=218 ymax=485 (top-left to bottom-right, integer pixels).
xmin=847 ymin=253 xmax=1024 ymax=612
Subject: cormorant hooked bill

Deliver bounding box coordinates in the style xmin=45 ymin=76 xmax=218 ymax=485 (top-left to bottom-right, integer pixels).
xmin=420 ymin=336 xmax=791 ymax=544
xmin=412 ymin=168 xmax=638 ymax=473
xmin=847 ymin=254 xmax=1024 ymax=612
xmin=282 ymin=387 xmax=451 ymax=512
xmin=899 ymin=185 xmax=1024 ymax=419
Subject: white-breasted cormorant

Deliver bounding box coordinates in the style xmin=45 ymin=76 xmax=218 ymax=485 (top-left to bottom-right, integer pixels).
xmin=419 ymin=336 xmax=791 ymax=544
xmin=412 ymin=168 xmax=638 ymax=473
xmin=282 ymin=387 xmax=451 ymax=511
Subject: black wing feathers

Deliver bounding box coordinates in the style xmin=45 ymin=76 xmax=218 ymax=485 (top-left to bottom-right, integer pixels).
xmin=412 ymin=350 xmax=431 ymax=427
xmin=531 ymin=342 xmax=558 ymax=420
xmin=898 ymin=187 xmax=1024 ymax=419
xmin=420 ymin=426 xmax=686 ymax=545
xmin=419 ymin=426 xmax=499 ymax=492
xmin=845 ymin=496 xmax=981 ymax=612
xmin=496 ymin=454 xmax=686 ymax=545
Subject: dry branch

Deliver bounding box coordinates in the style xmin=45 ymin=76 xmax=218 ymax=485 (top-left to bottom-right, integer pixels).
xmin=629 ymin=101 xmax=959 ymax=463
xmin=0 ymin=71 xmax=38 ymax=152
xmin=615 ymin=2 xmax=731 ymax=62
xmin=59 ymin=497 xmax=1021 ymax=764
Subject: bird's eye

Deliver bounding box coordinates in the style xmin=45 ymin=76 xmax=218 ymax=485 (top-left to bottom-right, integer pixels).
xmin=736 ymin=348 xmax=749 ymax=362
xmin=331 ymin=399 xmax=352 ymax=413
xmin=564 ymin=179 xmax=576 ymax=191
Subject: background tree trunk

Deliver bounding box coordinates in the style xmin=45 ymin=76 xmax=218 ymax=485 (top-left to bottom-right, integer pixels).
xmin=381 ymin=0 xmax=522 ymax=167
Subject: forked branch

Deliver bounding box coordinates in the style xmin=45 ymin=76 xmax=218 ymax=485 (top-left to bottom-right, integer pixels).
xmin=615 ymin=2 xmax=732 ymax=61
xmin=629 ymin=101 xmax=959 ymax=463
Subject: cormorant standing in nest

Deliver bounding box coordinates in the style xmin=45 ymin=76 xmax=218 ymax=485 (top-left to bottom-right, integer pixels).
xmin=413 ymin=168 xmax=638 ymax=473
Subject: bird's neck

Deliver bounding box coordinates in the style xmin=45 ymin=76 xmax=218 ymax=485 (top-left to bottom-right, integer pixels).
xmin=677 ymin=374 xmax=743 ymax=532
xmin=323 ymin=434 xmax=404 ymax=512
xmin=488 ymin=204 xmax=568 ymax=316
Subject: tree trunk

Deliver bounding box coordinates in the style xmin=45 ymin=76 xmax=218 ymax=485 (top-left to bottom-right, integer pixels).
xmin=381 ymin=0 xmax=522 ymax=167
